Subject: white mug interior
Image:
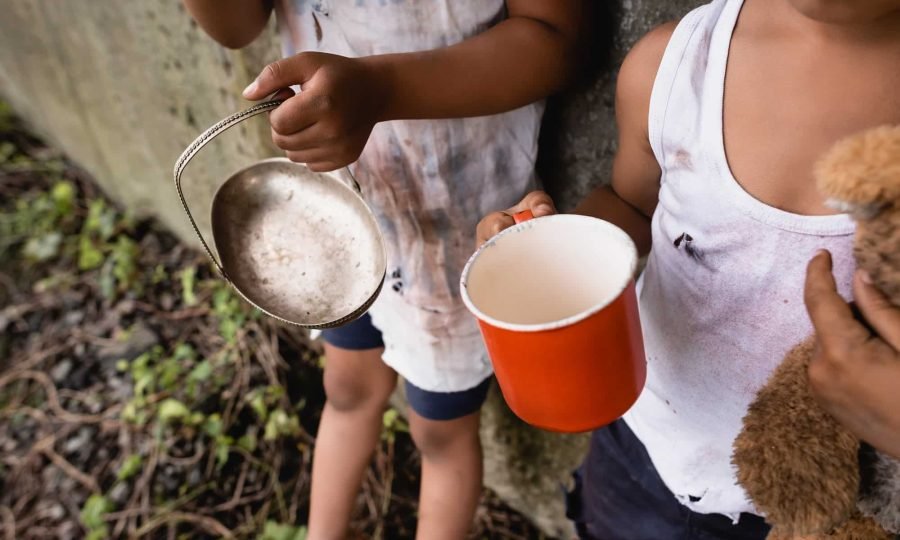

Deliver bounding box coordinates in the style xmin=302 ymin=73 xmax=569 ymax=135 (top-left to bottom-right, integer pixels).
xmin=461 ymin=214 xmax=637 ymax=330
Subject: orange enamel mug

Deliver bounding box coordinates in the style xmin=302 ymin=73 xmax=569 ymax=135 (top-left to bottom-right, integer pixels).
xmin=460 ymin=210 xmax=646 ymax=433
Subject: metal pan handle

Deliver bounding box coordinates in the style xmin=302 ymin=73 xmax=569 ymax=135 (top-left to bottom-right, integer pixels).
xmin=173 ymin=100 xmax=284 ymax=278
xmin=173 ymin=100 xmax=363 ymax=279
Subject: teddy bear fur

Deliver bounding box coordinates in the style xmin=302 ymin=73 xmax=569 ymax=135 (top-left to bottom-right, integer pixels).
xmin=732 ymin=125 xmax=900 ymax=540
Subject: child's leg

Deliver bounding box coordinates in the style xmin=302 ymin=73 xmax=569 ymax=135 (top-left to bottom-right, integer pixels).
xmin=308 ymin=316 xmax=397 ymax=540
xmin=405 ymin=377 xmax=493 ymax=540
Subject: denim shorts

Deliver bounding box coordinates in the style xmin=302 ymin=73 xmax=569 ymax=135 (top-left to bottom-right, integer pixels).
xmin=321 ymin=313 xmax=492 ymax=421
xmin=566 ymin=419 xmax=771 ymax=540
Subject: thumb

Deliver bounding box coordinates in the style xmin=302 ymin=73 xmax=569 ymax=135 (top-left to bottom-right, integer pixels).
xmin=243 ymin=53 xmax=317 ymax=100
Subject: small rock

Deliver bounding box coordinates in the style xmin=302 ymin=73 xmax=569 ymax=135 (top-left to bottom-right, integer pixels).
xmin=63 ymin=310 xmax=84 ymax=326
xmin=59 ymin=477 xmax=76 ymax=493
xmin=109 ymin=481 xmax=131 ymax=505
xmin=96 ymin=321 xmax=158 ymax=363
xmin=62 ymin=427 xmax=94 ymax=455
xmin=160 ymin=292 xmax=175 ymax=311
xmin=41 ymin=465 xmax=63 ymax=487
xmin=187 ymin=468 xmax=202 ymax=487
xmin=107 ymin=376 xmax=133 ymax=400
xmin=50 ymin=359 xmax=74 ymax=383
xmin=46 ymin=503 xmax=65 ymax=521
xmin=57 ymin=520 xmax=78 ymax=540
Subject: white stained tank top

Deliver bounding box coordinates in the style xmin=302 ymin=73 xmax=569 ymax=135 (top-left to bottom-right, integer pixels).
xmin=623 ymin=0 xmax=857 ymax=520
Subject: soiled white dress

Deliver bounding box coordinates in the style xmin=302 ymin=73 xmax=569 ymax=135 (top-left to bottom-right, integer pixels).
xmin=275 ymin=0 xmax=544 ymax=392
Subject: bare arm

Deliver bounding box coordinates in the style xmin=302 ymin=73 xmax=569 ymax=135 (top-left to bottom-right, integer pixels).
xmin=241 ymin=0 xmax=593 ymax=170
xmin=182 ymin=0 xmax=273 ymax=49
xmin=367 ymin=0 xmax=590 ymax=120
xmin=477 ymin=22 xmax=675 ymax=255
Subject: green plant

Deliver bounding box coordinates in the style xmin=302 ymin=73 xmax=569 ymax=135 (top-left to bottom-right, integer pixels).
xmin=80 ymin=494 xmax=114 ymax=540
xmin=381 ymin=408 xmax=409 ymax=444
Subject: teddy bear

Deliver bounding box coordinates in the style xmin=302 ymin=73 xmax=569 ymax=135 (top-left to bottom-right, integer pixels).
xmin=732 ymin=124 xmax=900 ymax=540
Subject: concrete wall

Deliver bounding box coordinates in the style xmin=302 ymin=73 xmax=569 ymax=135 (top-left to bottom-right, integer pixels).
xmin=0 ymin=1 xmax=701 ymax=536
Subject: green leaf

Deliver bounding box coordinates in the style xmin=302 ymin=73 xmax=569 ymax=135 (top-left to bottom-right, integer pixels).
xmin=219 ymin=317 xmax=240 ymax=343
xmin=50 ymin=181 xmax=75 ymax=215
xmin=203 ymin=413 xmax=223 ymax=438
xmin=248 ymin=391 xmax=268 ymax=421
xmin=80 ymin=494 xmax=114 ymax=530
xmin=260 ymin=521 xmax=307 ymax=540
xmin=117 ymin=454 xmax=143 ymax=481
xmin=83 ymin=199 xmax=117 ymax=240
xmin=86 ymin=529 xmax=108 ymax=540
xmin=133 ymin=371 xmax=154 ymax=399
xmin=215 ymin=440 xmax=230 ymax=469
xmin=151 ymin=264 xmax=167 ymax=284
xmin=99 ymin=258 xmax=116 ymax=300
xmin=188 ymin=360 xmax=212 ymax=383
xmin=187 ymin=359 xmax=213 ymax=399
xmin=115 ymin=359 xmax=129 ymax=372
xmin=157 ymin=398 xmax=190 ymax=424
xmin=264 ymin=410 xmax=301 ymax=441
xmin=23 ymin=231 xmax=62 ymax=262
xmin=381 ymin=408 xmax=409 ymax=443
xmin=111 ymin=236 xmax=139 ymax=294
xmin=180 ymin=266 xmax=198 ymax=306
xmin=173 ymin=343 xmax=196 ymax=361
xmin=237 ymin=431 xmax=257 ymax=453
xmin=0 ymin=141 xmax=15 ymax=163
xmin=78 ymin=235 xmax=104 ymax=270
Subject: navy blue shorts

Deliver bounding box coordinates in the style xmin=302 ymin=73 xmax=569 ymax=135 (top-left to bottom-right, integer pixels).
xmin=566 ymin=419 xmax=771 ymax=540
xmin=321 ymin=313 xmax=492 ymax=421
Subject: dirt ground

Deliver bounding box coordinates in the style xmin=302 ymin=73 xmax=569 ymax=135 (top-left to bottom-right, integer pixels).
xmin=0 ymin=103 xmax=545 ymax=539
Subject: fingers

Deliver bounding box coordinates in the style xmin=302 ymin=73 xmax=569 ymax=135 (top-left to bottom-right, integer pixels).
xmin=271 ymin=122 xmax=331 ymax=152
xmin=804 ymin=250 xmax=869 ymax=352
xmin=508 ymin=190 xmax=557 ymax=218
xmin=475 ymin=191 xmax=557 ymax=246
xmin=853 ymin=270 xmax=900 ymax=350
xmin=243 ymin=52 xmax=318 ymax=100
xmin=268 ymin=91 xmax=328 ymax=136
xmin=269 ymin=88 xmax=296 ymax=102
xmin=476 ymin=211 xmax=516 ymax=246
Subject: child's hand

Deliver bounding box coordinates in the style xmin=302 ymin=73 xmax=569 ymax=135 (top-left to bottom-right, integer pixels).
xmin=804 ymin=250 xmax=900 ymax=459
xmin=243 ymin=52 xmax=389 ymax=171
xmin=476 ymin=190 xmax=557 ymax=246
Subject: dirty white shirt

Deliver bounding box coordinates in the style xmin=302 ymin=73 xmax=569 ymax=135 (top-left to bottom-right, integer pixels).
xmin=275 ymin=0 xmax=543 ymax=313
xmin=622 ymin=0 xmax=856 ymax=520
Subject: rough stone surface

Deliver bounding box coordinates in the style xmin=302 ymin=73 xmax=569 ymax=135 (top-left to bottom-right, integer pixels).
xmin=0 ymin=1 xmax=281 ymax=247
xmin=539 ymin=0 xmax=704 ymax=210
xmin=0 ymin=1 xmax=703 ymax=536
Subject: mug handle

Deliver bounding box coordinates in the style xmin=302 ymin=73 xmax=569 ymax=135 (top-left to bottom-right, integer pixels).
xmin=513 ymin=209 xmax=535 ymax=224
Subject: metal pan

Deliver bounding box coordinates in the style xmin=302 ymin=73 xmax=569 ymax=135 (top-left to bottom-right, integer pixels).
xmin=173 ymin=101 xmax=386 ymax=328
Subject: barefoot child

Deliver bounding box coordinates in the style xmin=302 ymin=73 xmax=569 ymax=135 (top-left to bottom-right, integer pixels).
xmin=183 ymin=1 xmax=588 ymax=537
xmin=478 ymin=1 xmax=900 ymax=538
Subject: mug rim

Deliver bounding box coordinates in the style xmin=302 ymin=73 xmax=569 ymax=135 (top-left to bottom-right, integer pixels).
xmin=460 ymin=214 xmax=638 ymax=333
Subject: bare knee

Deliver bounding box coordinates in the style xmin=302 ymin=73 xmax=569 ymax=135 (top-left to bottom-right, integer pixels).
xmin=410 ymin=412 xmax=480 ymax=461
xmin=322 ymin=348 xmax=395 ymax=413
